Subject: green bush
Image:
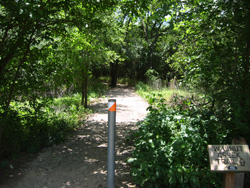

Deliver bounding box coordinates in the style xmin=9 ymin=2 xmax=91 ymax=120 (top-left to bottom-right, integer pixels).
xmin=1 ymin=94 xmax=91 ymax=156
xmin=1 ymin=99 xmax=75 ymax=155
xmin=1 ymin=81 xmax=107 ymax=157
xmin=128 ymin=95 xmax=228 ymax=188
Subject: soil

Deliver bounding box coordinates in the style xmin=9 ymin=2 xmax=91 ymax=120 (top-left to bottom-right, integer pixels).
xmin=0 ymin=85 xmax=149 ymax=188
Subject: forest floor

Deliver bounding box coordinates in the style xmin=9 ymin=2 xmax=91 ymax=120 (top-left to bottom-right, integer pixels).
xmin=0 ymin=85 xmax=149 ymax=188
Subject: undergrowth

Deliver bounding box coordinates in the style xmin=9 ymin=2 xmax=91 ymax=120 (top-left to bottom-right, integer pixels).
xmin=136 ymin=81 xmax=191 ymax=103
xmin=129 ymin=83 xmax=230 ymax=187
xmin=0 ymin=82 xmax=107 ymax=158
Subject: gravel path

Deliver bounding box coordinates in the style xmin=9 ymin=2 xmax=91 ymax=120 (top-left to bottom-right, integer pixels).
xmin=0 ymin=86 xmax=149 ymax=188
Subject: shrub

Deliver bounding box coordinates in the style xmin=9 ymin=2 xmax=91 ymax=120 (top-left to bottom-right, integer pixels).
xmin=128 ymin=95 xmax=228 ymax=188
xmin=1 ymin=99 xmax=75 ymax=155
xmin=1 ymin=81 xmax=106 ymax=157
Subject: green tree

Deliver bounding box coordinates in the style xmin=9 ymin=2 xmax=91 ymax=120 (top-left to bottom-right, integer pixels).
xmin=119 ymin=0 xmax=181 ymax=81
xmin=102 ymin=9 xmax=128 ymax=87
xmin=169 ymin=0 xmax=250 ymax=140
xmin=0 ymin=0 xmax=117 ymax=151
xmin=60 ymin=26 xmax=105 ymax=107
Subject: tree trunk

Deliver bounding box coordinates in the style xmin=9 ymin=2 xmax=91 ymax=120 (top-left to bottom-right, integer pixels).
xmin=240 ymin=11 xmax=250 ymax=128
xmin=149 ymin=46 xmax=153 ymax=68
xmin=243 ymin=38 xmax=250 ymax=124
xmin=0 ymin=118 xmax=4 ymax=153
xmin=132 ymin=61 xmax=138 ymax=83
xmin=84 ymin=74 xmax=88 ymax=108
xmin=81 ymin=69 xmax=85 ymax=106
xmin=110 ymin=60 xmax=118 ymax=87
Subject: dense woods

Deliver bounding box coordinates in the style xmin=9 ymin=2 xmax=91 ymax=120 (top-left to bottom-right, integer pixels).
xmin=1 ymin=0 xmax=250 ymax=187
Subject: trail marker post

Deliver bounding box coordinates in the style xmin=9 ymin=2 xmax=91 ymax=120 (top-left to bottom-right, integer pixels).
xmin=107 ymin=99 xmax=116 ymax=188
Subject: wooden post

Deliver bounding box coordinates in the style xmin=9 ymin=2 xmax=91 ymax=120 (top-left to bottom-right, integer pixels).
xmin=224 ymin=137 xmax=247 ymax=188
xmin=232 ymin=137 xmax=247 ymax=188
xmin=235 ymin=173 xmax=245 ymax=188
xmin=224 ymin=172 xmax=235 ymax=188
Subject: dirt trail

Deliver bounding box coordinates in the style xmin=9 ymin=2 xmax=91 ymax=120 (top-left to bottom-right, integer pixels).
xmin=0 ymin=86 xmax=149 ymax=188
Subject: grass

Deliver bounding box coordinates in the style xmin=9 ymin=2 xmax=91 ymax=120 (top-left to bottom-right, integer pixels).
xmin=50 ymin=93 xmax=91 ymax=128
xmin=136 ymin=81 xmax=192 ymax=103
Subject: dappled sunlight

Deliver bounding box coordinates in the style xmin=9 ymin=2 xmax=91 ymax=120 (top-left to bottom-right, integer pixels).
xmin=93 ymin=168 xmax=107 ymax=175
xmin=98 ymin=143 xmax=108 ymax=148
xmin=76 ymin=134 xmax=90 ymax=140
xmin=0 ymin=86 xmax=148 ymax=188
xmin=117 ymin=147 xmax=134 ymax=156
xmin=84 ymin=158 xmax=99 ymax=163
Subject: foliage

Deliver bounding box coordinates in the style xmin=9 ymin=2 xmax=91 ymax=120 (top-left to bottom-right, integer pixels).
xmin=1 ymin=99 xmax=72 ymax=155
xmin=0 ymin=0 xmax=118 ymax=149
xmin=128 ymin=94 xmax=229 ymax=187
xmin=145 ymin=69 xmax=159 ymax=82
xmin=136 ymin=82 xmax=190 ymax=103
xmin=1 ymin=1 xmax=250 ymax=183
xmin=51 ymin=94 xmax=91 ymax=128
xmin=58 ymin=24 xmax=109 ymax=107
xmin=0 ymin=80 xmax=107 ymax=156
xmin=88 ymin=79 xmax=109 ymax=98
xmin=168 ymin=0 xmax=250 ymax=141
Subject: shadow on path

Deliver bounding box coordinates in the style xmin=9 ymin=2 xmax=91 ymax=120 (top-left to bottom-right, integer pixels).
xmin=0 ymin=86 xmax=149 ymax=188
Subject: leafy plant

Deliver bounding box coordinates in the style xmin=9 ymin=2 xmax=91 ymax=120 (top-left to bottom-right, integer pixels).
xmin=145 ymin=69 xmax=159 ymax=82
xmin=128 ymin=94 xmax=228 ymax=187
xmin=1 ymin=94 xmax=89 ymax=156
xmin=1 ymin=98 xmax=71 ymax=155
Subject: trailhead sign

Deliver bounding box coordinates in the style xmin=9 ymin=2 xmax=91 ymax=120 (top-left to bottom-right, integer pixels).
xmin=208 ymin=145 xmax=250 ymax=172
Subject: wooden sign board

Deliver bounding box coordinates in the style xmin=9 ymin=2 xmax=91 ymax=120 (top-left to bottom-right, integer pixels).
xmin=208 ymin=145 xmax=250 ymax=172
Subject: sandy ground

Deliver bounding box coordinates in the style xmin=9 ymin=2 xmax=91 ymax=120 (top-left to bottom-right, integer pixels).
xmin=0 ymin=86 xmax=149 ymax=188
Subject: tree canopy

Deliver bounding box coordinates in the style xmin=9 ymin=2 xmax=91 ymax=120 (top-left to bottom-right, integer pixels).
xmin=1 ymin=0 xmax=250 ymax=168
